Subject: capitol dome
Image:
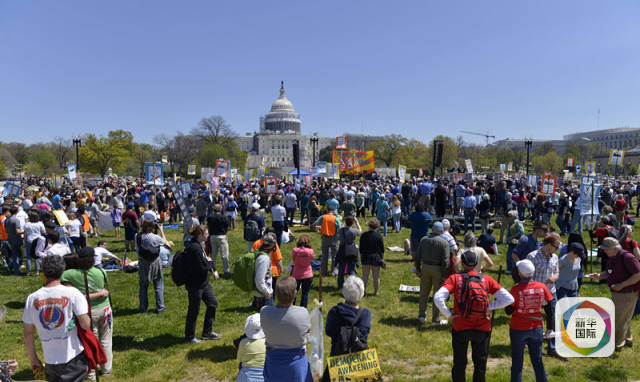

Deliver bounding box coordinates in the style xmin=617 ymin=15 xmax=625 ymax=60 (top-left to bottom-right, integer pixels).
xmin=263 ymin=81 xmax=301 ymax=134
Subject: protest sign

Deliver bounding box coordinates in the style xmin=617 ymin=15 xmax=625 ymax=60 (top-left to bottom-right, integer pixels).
xmin=499 ymin=163 xmax=506 ymax=173
xmin=608 ymin=150 xmax=624 ymax=166
xmin=541 ymin=175 xmax=556 ymax=195
xmin=418 ymin=168 xmax=423 ymax=177
xmin=145 ymin=162 xmax=164 ymax=186
xmin=327 ymin=163 xmax=340 ymax=179
xmin=161 ymin=155 xmax=168 ymax=164
xmin=579 ymin=177 xmax=601 ymax=216
xmin=465 ymin=159 xmax=473 ymax=173
xmin=507 ymin=162 xmax=513 ymax=172
xmin=264 ymin=177 xmax=277 ymax=194
xmin=398 ymin=165 xmax=407 ymax=183
xmin=327 ymin=348 xmax=382 ymax=382
xmin=575 ymin=164 xmax=582 ymax=175
xmin=566 ymin=157 xmax=574 ymax=167
xmin=53 ymin=210 xmax=70 ymax=226
xmin=167 ymin=178 xmax=193 ymax=226
xmin=215 ymin=159 xmax=230 ymax=178
xmin=67 ymin=164 xmax=77 ymax=181
xmin=336 ymin=136 xmax=347 ymax=150
xmin=585 ymin=162 xmax=596 ymax=175
xmin=187 ymin=164 xmax=196 ymax=175
xmin=1 ymin=182 xmax=21 ymax=198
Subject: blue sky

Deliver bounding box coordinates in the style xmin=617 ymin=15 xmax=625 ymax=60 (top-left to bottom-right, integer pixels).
xmin=1 ymin=1 xmax=639 ymax=145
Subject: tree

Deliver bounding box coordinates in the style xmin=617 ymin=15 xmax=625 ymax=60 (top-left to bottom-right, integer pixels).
xmin=531 ymin=151 xmax=563 ymax=174
xmin=52 ymin=137 xmax=72 ymax=169
xmin=29 ymin=146 xmax=56 ymax=172
xmin=398 ymin=139 xmax=429 ymax=169
xmin=318 ymin=146 xmax=333 ymax=162
xmin=130 ymin=143 xmax=155 ymax=177
xmin=191 ymin=115 xmax=236 ymax=146
xmin=79 ymin=132 xmax=130 ymax=176
xmin=368 ymin=134 xmax=408 ymax=167
xmin=154 ymin=133 xmax=201 ymax=175
xmin=535 ymin=142 xmax=554 ymax=156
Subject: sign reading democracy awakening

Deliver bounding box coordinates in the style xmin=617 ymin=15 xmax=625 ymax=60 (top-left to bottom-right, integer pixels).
xmin=327 ymin=348 xmax=382 ymax=382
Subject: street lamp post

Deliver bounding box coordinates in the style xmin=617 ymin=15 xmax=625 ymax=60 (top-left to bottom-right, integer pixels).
xmin=524 ymin=138 xmax=533 ymax=177
xmin=72 ymin=138 xmax=82 ymax=170
xmin=310 ymin=133 xmax=319 ymax=167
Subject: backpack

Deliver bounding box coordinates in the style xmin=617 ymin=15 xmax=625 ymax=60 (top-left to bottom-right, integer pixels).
xmin=136 ymin=234 xmax=160 ymax=262
xmin=457 ymin=273 xmax=490 ymax=320
xmin=232 ymin=250 xmax=263 ymax=292
xmin=338 ymin=227 xmax=358 ymax=259
xmin=171 ymin=250 xmax=188 ymax=286
xmin=605 ymin=226 xmax=619 ymax=239
xmin=335 ymin=304 xmax=369 ymax=355
xmin=243 ymin=219 xmax=261 ymax=242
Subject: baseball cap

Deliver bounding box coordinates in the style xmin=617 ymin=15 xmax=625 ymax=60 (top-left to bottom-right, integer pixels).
xmin=599 ymin=237 xmax=619 ymax=250
xmin=516 ymin=259 xmax=535 ymax=277
xmin=251 ymin=202 xmax=260 ymax=210
xmin=460 ymin=250 xmax=478 ymax=267
xmin=262 ymin=233 xmax=277 ymax=248
xmin=244 ymin=313 xmax=265 ymax=340
xmin=432 ymin=222 xmax=444 ymax=234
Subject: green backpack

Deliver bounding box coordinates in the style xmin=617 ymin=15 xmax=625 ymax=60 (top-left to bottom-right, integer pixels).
xmin=232 ymin=250 xmax=264 ymax=292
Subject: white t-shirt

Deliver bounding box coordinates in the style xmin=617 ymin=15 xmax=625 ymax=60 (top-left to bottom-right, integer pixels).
xmin=94 ymin=246 xmax=118 ymax=266
xmin=68 ymin=220 xmax=81 ymax=238
xmin=23 ymin=222 xmax=46 ymax=244
xmin=22 ymin=285 xmax=88 ymax=364
xmin=46 ymin=243 xmax=71 ymax=257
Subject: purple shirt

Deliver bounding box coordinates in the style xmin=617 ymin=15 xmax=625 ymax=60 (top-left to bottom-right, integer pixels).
xmin=606 ymin=251 xmax=640 ymax=293
xmin=111 ymin=208 xmax=122 ymax=224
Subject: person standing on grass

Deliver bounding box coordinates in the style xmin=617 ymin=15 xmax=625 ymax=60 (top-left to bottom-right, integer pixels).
xmin=23 ymin=210 xmax=45 ymax=276
xmin=5 ymin=205 xmax=24 ymax=275
xmin=111 ymin=204 xmax=122 ymax=239
xmin=505 ymin=259 xmax=553 ymax=382
xmin=526 ymin=234 xmax=564 ymax=360
xmin=260 ymin=276 xmax=313 ymax=382
xmin=183 ymin=225 xmax=222 ymax=343
xmin=407 ymin=201 xmax=432 ymax=259
xmin=588 ymin=237 xmax=640 ymax=351
xmin=62 ymin=247 xmax=114 ymax=378
xmin=122 ymin=202 xmax=139 ymax=252
xmin=137 ymin=219 xmax=168 ymax=314
xmin=270 ymin=196 xmax=287 ymax=246
xmin=252 ymin=233 xmax=276 ymax=310
xmin=244 ymin=203 xmax=265 ymax=251
xmin=511 ymin=222 xmax=548 ymax=282
xmin=23 ymin=255 xmax=91 ymax=381
xmin=224 ymin=195 xmax=238 ymax=231
xmin=284 ymin=190 xmax=297 ymax=226
xmin=252 ymin=228 xmax=283 ymax=291
xmin=312 ymin=207 xmax=342 ymax=277
xmin=207 ymin=204 xmax=231 ymax=277
xmin=434 ymin=250 xmax=514 ymax=382
xmin=291 ymin=234 xmax=315 ymax=308
xmin=336 ymin=216 xmax=362 ymax=289
xmin=67 ymin=212 xmax=82 ymax=253
xmin=556 ymin=243 xmax=583 ymax=300
xmin=415 ymin=222 xmax=449 ymax=325
xmin=359 ymin=219 xmax=385 ymax=296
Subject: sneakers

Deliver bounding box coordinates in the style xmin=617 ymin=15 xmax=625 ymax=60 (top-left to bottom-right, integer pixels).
xmin=431 ymin=320 xmax=448 ymax=326
xmin=543 ymin=331 xmax=555 ymax=340
xmin=418 ymin=317 xmax=426 ymax=324
xmin=202 ymin=332 xmax=222 ymax=340
xmin=186 ymin=337 xmax=202 ymax=344
xmin=331 ymin=269 xmax=338 ymax=277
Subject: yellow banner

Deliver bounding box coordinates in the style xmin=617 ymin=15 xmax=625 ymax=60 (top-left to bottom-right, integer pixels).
xmin=608 ymin=149 xmax=624 ymax=166
xmin=332 ymin=150 xmax=375 ymax=175
xmin=328 ymin=348 xmax=382 ymax=382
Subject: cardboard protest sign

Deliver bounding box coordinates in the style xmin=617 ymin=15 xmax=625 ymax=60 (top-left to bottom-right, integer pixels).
xmin=145 ymin=162 xmax=164 ymax=186
xmin=327 ymin=163 xmax=340 ymax=179
xmin=67 ymin=164 xmax=77 ymax=181
xmin=187 ymin=164 xmax=196 ymax=175
xmin=336 ymin=136 xmax=347 ymax=150
xmin=465 ymin=159 xmax=473 ymax=173
xmin=215 ymin=159 xmax=230 ymax=178
xmin=541 ymin=175 xmax=556 ymax=195
xmin=608 ymin=150 xmax=624 ymax=166
xmin=327 ymin=348 xmax=382 ymax=382
xmin=398 ymin=165 xmax=407 ymax=183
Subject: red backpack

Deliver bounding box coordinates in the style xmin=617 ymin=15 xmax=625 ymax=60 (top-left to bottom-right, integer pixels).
xmin=457 ymin=273 xmax=490 ymax=319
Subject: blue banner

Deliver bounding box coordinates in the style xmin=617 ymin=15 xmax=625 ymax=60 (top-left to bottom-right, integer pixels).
xmin=67 ymin=164 xmax=77 ymax=181
xmin=145 ymin=162 xmax=164 ymax=186
xmin=2 ymin=182 xmax=21 ymax=197
xmin=579 ymin=178 xmax=601 ymax=216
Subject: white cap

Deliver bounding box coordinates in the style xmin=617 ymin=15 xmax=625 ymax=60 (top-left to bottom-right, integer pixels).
xmin=251 ymin=202 xmax=260 ymax=210
xmin=516 ymin=259 xmax=535 ymax=277
xmin=244 ymin=313 xmax=264 ymax=339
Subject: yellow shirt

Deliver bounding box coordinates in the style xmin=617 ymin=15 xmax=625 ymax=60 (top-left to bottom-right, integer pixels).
xmin=237 ymin=337 xmax=266 ymax=368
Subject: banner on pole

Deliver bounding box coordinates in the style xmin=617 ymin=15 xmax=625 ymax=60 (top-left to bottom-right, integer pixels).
xmin=161 ymin=155 xmax=168 ymax=164
xmin=1 ymin=182 xmax=21 ymax=198
xmin=327 ymin=348 xmax=383 ymax=382
xmin=608 ymin=150 xmax=624 ymax=166
xmin=507 ymin=162 xmax=513 ymax=172
xmin=187 ymin=164 xmax=196 ymax=175
xmin=567 ymin=157 xmax=574 ymax=167
xmin=398 ymin=165 xmax=407 ymax=183
xmin=327 ymin=163 xmax=340 ymax=179
xmin=145 ymin=162 xmax=164 ymax=186
xmin=336 ymin=136 xmax=347 ymax=150
xmin=465 ymin=159 xmax=473 ymax=173
xmin=585 ymin=162 xmax=596 ymax=175
xmin=418 ymin=168 xmax=423 ymax=177
xmin=499 ymin=163 xmax=506 ymax=173
xmin=332 ymin=150 xmax=375 ymax=175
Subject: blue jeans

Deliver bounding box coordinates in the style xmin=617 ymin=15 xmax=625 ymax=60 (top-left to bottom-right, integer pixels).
xmin=139 ymin=270 xmax=165 ymax=313
xmin=337 ymin=258 xmax=357 ymax=289
xmin=159 ymin=246 xmax=172 ymax=268
xmin=392 ymin=212 xmax=401 ymax=233
xmin=569 ymin=213 xmax=583 ymax=234
xmin=26 ymin=241 xmax=39 ymax=273
xmin=556 ymin=287 xmax=578 ymax=300
xmin=463 ymin=209 xmax=475 ymax=233
xmin=377 ymin=216 xmax=388 ymax=236
xmin=517 ymin=205 xmax=526 ymax=221
xmin=510 ymin=327 xmax=547 ymax=382
xmin=8 ymin=240 xmax=22 ymax=275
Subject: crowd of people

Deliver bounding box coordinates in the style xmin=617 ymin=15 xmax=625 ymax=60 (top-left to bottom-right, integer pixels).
xmin=1 ymin=172 xmax=640 ymax=381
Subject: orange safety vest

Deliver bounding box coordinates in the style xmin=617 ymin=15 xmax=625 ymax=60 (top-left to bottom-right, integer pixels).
xmin=320 ymin=214 xmax=337 ymax=237
xmin=0 ymin=216 xmax=7 ymax=240
xmin=81 ymin=213 xmax=91 ymax=232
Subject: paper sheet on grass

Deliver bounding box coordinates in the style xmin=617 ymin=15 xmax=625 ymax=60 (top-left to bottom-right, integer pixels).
xmin=387 ymin=246 xmax=405 ymax=252
xmin=399 ymin=284 xmax=420 ymax=293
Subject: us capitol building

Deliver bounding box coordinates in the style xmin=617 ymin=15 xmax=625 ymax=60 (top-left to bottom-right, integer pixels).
xmin=236 ymin=81 xmax=334 ymax=174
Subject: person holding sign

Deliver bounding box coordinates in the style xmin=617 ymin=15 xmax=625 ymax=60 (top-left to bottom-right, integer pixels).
xmin=322 ymin=275 xmax=371 ymax=381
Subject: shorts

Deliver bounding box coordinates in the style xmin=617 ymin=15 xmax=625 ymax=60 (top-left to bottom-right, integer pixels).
xmin=410 ymin=237 xmax=422 ymax=252
xmin=113 ymin=222 xmax=121 ymax=228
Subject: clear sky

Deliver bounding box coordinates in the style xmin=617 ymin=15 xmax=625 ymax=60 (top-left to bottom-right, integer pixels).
xmin=1 ymin=1 xmax=639 ymax=145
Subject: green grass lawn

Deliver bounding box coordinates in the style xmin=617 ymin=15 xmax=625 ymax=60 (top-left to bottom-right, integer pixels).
xmin=1 ymin=215 xmax=639 ymax=381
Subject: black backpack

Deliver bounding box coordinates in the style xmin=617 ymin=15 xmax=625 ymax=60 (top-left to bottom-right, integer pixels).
xmin=171 ymin=250 xmax=188 ymax=286
xmin=244 ymin=219 xmax=261 ymax=242
xmin=136 ymin=234 xmax=160 ymax=262
xmin=335 ymin=305 xmax=368 ymax=355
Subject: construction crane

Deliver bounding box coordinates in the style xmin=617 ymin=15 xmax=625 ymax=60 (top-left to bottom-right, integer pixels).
xmin=460 ymin=131 xmax=496 ymax=145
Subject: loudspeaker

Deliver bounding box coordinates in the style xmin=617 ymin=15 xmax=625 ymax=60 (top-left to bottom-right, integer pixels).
xmin=292 ymin=141 xmax=300 ymax=169
xmin=434 ymin=141 xmax=444 ymax=167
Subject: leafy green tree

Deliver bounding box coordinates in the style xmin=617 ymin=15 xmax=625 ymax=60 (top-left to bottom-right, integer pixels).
xmin=368 ymin=134 xmax=408 ymax=167
xmin=318 ymin=146 xmax=333 ymax=162
xmin=532 ymin=151 xmax=563 ymax=174
xmin=30 ymin=147 xmax=57 ymax=172
xmin=79 ymin=133 xmax=130 ymax=176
